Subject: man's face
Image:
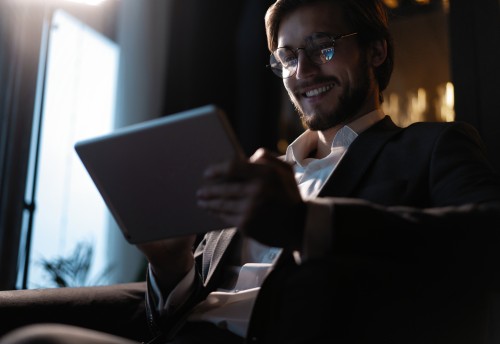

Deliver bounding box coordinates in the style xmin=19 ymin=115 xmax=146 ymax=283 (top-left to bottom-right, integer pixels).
xmin=278 ymin=2 xmax=378 ymax=131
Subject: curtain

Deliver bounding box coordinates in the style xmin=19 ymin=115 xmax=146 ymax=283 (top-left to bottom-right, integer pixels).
xmin=0 ymin=1 xmax=45 ymax=290
xmin=162 ymin=0 xmax=283 ymax=156
xmin=449 ymin=0 xmax=500 ymax=172
xmin=106 ymin=0 xmax=174 ymax=284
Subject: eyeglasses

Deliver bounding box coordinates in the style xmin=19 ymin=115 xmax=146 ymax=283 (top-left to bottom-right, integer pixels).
xmin=268 ymin=32 xmax=358 ymax=79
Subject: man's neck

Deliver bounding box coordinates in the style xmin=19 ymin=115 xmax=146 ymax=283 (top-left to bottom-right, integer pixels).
xmin=315 ymin=125 xmax=343 ymax=159
xmin=313 ymin=108 xmax=384 ymax=159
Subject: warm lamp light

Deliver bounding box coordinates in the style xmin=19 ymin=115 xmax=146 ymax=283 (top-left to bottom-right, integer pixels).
xmin=382 ymin=0 xmax=399 ymax=9
xmin=437 ymin=82 xmax=455 ymax=122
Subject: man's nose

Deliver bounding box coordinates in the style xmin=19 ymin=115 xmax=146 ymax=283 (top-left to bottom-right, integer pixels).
xmin=295 ymin=50 xmax=319 ymax=79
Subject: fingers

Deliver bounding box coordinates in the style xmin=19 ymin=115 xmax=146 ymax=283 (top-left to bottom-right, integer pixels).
xmin=197 ymin=182 xmax=253 ymax=200
xmin=250 ymin=148 xmax=293 ymax=171
xmin=203 ymin=148 xmax=291 ymax=182
xmin=203 ymin=158 xmax=268 ymax=182
xmin=197 ymin=174 xmax=264 ymax=228
xmin=197 ymin=182 xmax=255 ymax=218
xmin=203 ymin=147 xmax=283 ymax=173
xmin=249 ymin=147 xmax=269 ymax=163
xmin=197 ymin=147 xmax=297 ymax=229
xmin=197 ymin=193 xmax=248 ymax=228
xmin=197 ymin=196 xmax=246 ymax=217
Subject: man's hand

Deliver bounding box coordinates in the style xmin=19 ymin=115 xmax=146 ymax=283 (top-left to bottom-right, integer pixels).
xmin=196 ymin=148 xmax=306 ymax=249
xmin=136 ymin=235 xmax=196 ymax=292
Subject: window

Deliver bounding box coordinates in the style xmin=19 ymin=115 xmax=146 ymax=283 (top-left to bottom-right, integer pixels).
xmin=18 ymin=9 xmax=120 ymax=289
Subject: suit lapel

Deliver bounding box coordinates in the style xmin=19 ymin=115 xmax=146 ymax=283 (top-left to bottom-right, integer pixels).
xmin=319 ymin=116 xmax=402 ymax=197
xmin=202 ymin=227 xmax=237 ymax=285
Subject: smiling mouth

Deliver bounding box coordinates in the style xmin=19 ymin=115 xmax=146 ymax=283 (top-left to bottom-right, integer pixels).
xmin=304 ymin=84 xmax=334 ymax=98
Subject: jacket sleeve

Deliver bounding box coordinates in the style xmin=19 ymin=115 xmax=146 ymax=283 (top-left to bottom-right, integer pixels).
xmin=332 ymin=121 xmax=500 ymax=264
xmin=326 ymin=198 xmax=500 ymax=294
xmin=428 ymin=121 xmax=500 ymax=206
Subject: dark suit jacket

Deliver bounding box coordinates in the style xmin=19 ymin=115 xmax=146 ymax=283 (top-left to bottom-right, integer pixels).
xmin=147 ymin=116 xmax=500 ymax=343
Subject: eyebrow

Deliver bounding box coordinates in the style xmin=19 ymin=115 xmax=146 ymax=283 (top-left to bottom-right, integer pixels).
xmin=277 ymin=32 xmax=334 ymax=49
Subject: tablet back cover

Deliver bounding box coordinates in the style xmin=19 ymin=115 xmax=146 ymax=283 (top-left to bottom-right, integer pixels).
xmin=74 ymin=104 xmax=244 ymax=244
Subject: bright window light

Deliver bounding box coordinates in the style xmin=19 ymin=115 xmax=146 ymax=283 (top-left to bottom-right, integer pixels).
xmin=10 ymin=0 xmax=109 ymax=5
xmin=65 ymin=0 xmax=107 ymax=6
xmin=21 ymin=9 xmax=119 ymax=289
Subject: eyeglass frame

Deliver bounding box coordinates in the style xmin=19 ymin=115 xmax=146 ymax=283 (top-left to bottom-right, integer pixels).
xmin=267 ymin=32 xmax=358 ymax=79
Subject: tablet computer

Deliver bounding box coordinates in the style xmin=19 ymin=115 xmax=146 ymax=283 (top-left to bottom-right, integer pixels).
xmin=74 ymin=104 xmax=245 ymax=244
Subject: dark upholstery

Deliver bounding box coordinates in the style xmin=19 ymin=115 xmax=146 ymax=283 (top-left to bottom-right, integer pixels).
xmin=0 ymin=282 xmax=152 ymax=342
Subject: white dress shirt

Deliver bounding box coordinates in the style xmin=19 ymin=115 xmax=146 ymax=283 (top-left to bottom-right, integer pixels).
xmin=150 ymin=109 xmax=386 ymax=337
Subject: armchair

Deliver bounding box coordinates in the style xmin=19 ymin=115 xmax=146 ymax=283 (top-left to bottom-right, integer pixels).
xmin=0 ymin=282 xmax=152 ymax=343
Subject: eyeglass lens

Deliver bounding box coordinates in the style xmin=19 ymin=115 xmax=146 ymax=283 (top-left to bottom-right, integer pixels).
xmin=269 ymin=32 xmax=336 ymax=78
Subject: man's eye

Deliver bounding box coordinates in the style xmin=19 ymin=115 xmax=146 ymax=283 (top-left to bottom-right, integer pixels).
xmin=320 ymin=47 xmax=334 ymax=60
xmin=307 ymin=46 xmax=334 ymax=63
xmin=278 ymin=53 xmax=297 ymax=65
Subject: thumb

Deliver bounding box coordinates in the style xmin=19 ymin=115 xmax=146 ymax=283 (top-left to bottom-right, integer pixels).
xmin=250 ymin=148 xmax=291 ymax=169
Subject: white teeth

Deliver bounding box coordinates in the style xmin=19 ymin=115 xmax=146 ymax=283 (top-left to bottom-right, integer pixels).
xmin=305 ymin=84 xmax=333 ymax=97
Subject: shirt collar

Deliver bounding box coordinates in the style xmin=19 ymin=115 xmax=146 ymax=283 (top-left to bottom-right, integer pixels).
xmin=285 ymin=109 xmax=385 ymax=165
xmin=348 ymin=108 xmax=386 ymax=135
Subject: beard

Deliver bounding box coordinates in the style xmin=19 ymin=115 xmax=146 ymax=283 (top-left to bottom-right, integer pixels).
xmin=289 ymin=58 xmax=372 ymax=131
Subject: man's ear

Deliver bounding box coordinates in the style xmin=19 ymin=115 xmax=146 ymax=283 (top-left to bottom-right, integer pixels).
xmin=369 ymin=39 xmax=387 ymax=67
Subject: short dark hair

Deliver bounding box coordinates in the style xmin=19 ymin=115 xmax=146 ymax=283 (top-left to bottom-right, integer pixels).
xmin=265 ymin=0 xmax=394 ymax=95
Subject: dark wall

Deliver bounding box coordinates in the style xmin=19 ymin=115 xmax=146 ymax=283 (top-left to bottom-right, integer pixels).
xmin=162 ymin=0 xmax=282 ymax=156
xmin=449 ymin=1 xmax=500 ymax=172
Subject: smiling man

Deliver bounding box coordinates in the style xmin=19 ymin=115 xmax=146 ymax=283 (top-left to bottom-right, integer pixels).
xmin=274 ymin=3 xmax=382 ymax=133
xmin=1 ymin=0 xmax=500 ymax=344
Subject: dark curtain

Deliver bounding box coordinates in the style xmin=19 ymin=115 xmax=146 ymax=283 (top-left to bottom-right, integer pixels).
xmin=0 ymin=2 xmax=45 ymax=290
xmin=449 ymin=0 xmax=500 ymax=172
xmin=162 ymin=0 xmax=283 ymax=156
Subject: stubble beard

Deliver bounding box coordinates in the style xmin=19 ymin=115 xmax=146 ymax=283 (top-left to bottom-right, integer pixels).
xmin=290 ymin=60 xmax=372 ymax=131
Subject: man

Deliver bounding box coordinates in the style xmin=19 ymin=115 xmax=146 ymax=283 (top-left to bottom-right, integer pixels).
xmin=1 ymin=0 xmax=499 ymax=343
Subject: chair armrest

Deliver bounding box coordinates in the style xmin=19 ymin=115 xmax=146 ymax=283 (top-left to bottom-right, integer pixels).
xmin=0 ymin=282 xmax=151 ymax=342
